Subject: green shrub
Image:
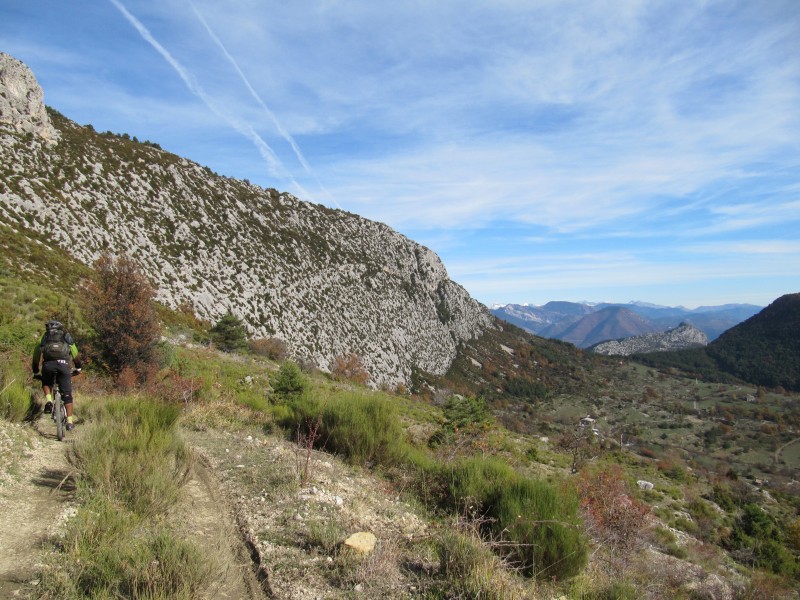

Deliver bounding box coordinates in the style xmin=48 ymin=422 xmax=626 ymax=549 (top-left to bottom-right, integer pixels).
xmin=437 ymin=529 xmax=517 ymax=599
xmin=0 ymin=311 xmax=36 ymax=353
xmin=271 ymin=360 xmax=307 ymax=400
xmin=320 ymin=392 xmax=407 ymax=467
xmin=38 ymin=496 xmax=212 ymax=599
xmin=447 ymin=456 xmax=587 ymax=581
xmin=448 ymin=456 xmax=516 ymax=506
xmin=495 ymin=478 xmax=587 ymax=580
xmin=729 ymin=504 xmax=800 ymax=577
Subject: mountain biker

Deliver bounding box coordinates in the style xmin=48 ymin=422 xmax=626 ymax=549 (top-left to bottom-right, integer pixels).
xmin=32 ymin=320 xmax=82 ymax=430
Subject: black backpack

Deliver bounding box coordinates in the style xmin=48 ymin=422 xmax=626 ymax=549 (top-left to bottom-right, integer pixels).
xmin=41 ymin=322 xmax=71 ymax=361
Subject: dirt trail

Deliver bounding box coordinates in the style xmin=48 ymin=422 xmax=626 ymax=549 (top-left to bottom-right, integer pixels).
xmin=0 ymin=416 xmax=77 ymax=599
xmin=177 ymin=453 xmax=271 ymax=600
xmin=0 ymin=416 xmax=268 ymax=600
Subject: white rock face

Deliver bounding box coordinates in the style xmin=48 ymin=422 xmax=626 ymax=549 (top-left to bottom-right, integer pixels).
xmin=591 ymin=323 xmax=708 ymax=356
xmin=0 ymin=53 xmax=59 ymax=144
xmin=0 ymin=54 xmax=495 ymax=388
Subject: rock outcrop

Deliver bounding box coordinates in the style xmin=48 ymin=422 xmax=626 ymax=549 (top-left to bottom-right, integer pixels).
xmin=0 ymin=53 xmax=59 ymax=145
xmin=0 ymin=53 xmax=495 ymax=387
xmin=590 ymin=323 xmax=708 ymax=356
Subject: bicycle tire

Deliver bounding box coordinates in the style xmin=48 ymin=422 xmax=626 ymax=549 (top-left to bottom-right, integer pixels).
xmin=54 ymin=389 xmax=65 ymax=441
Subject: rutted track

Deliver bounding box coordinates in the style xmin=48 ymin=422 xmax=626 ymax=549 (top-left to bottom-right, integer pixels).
xmin=0 ymin=415 xmax=270 ymax=599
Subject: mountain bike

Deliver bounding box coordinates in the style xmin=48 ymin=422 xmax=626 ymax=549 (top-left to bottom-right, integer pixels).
xmin=34 ymin=371 xmax=79 ymax=441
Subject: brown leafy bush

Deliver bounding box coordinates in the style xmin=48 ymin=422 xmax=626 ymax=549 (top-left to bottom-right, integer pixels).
xmin=248 ymin=337 xmax=288 ymax=360
xmin=84 ymin=254 xmax=162 ymax=377
xmin=577 ymin=464 xmax=652 ymax=574
xmin=330 ymin=353 xmax=369 ymax=385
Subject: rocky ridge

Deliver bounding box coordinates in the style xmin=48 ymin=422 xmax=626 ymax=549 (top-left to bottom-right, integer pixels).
xmin=590 ymin=322 xmax=709 ymax=356
xmin=0 ymin=53 xmax=494 ymax=387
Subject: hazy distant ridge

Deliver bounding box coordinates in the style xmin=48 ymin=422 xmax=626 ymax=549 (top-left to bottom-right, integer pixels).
xmin=491 ymin=301 xmax=761 ymax=348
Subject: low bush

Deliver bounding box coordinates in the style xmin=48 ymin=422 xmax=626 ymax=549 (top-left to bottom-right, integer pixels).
xmin=38 ymin=496 xmax=212 ymax=599
xmin=280 ymin=389 xmax=407 ymax=468
xmin=249 ymin=336 xmax=288 ymax=360
xmin=329 ymin=352 xmax=370 ymax=385
xmin=496 ymin=478 xmax=587 ymax=580
xmin=69 ymin=397 xmax=191 ymax=518
xmin=320 ymin=392 xmax=406 ymax=467
xmin=447 ymin=456 xmax=587 ymax=581
xmin=437 ymin=528 xmax=521 ymax=599
xmin=0 ymin=353 xmax=35 ymax=421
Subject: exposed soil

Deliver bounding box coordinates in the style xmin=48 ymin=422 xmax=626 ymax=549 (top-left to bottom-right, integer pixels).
xmin=182 ymin=426 xmax=438 ymax=599
xmin=0 ymin=414 xmax=269 ymax=600
xmin=0 ymin=415 xmax=78 ymax=599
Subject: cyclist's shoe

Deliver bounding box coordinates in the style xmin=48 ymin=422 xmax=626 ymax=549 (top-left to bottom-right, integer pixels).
xmin=43 ymin=401 xmax=53 ymax=414
xmin=66 ymin=422 xmax=75 ymax=431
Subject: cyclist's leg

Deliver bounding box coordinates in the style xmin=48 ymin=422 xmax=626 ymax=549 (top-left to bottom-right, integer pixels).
xmin=56 ymin=362 xmax=75 ymax=421
xmin=41 ymin=361 xmax=57 ymax=409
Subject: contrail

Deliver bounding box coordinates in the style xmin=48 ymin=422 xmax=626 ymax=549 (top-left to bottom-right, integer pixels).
xmin=108 ymin=0 xmax=309 ymax=195
xmin=188 ymin=0 xmax=343 ymax=211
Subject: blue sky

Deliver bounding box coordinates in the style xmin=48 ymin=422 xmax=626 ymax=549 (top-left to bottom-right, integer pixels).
xmin=3 ymin=0 xmax=799 ymax=309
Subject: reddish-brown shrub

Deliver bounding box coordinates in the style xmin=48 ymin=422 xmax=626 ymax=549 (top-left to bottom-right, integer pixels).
xmin=330 ymin=353 xmax=370 ymax=385
xmin=248 ymin=337 xmax=288 ymax=360
xmin=577 ymin=464 xmax=652 ymax=574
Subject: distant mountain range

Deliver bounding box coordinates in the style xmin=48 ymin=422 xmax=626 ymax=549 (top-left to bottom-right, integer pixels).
xmin=491 ymin=301 xmax=762 ymax=348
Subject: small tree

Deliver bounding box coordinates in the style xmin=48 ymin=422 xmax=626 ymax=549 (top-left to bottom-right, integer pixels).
xmin=210 ymin=312 xmax=247 ymax=353
xmin=84 ymin=254 xmax=162 ymax=375
xmin=271 ymin=361 xmax=307 ymax=401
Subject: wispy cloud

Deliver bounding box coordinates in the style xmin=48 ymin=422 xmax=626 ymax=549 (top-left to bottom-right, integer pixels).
xmin=186 ymin=1 xmax=341 ymax=209
xmin=108 ymin=0 xmax=309 ymax=195
xmin=4 ymin=0 xmax=798 ymax=307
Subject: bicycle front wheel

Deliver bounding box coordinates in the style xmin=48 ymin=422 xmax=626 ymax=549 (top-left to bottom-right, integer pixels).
xmin=55 ymin=392 xmax=65 ymax=441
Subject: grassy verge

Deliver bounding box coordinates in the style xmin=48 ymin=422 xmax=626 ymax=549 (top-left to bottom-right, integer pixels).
xmin=0 ymin=352 xmax=36 ymax=421
xmin=35 ymin=396 xmax=212 ymax=599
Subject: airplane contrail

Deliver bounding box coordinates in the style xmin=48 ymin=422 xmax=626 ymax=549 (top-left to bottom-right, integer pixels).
xmin=108 ymin=0 xmax=309 ymax=196
xmin=187 ymin=1 xmax=343 ymax=211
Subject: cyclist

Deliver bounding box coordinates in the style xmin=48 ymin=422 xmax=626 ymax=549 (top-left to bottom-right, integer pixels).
xmin=32 ymin=320 xmax=82 ymax=430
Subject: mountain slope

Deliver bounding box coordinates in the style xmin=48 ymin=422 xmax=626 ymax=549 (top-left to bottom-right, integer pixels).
xmin=538 ymin=306 xmax=659 ymax=348
xmin=706 ymin=293 xmax=800 ymax=390
xmin=0 ymin=52 xmax=493 ymax=387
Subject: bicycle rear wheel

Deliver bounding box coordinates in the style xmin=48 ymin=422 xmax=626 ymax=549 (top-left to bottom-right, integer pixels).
xmin=54 ymin=391 xmax=65 ymax=441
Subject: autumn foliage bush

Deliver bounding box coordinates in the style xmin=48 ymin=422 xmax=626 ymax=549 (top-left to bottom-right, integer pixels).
xmin=84 ymin=254 xmax=162 ymax=377
xmin=248 ymin=336 xmax=288 ymax=360
xmin=577 ymin=465 xmax=652 ymax=573
xmin=330 ymin=352 xmax=369 ymax=385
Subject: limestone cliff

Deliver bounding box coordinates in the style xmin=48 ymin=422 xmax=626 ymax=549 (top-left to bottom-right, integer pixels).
xmin=0 ymin=53 xmax=495 ymax=387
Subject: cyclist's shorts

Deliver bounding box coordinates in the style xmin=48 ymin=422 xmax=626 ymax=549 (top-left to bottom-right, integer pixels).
xmin=41 ymin=360 xmax=73 ymax=396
